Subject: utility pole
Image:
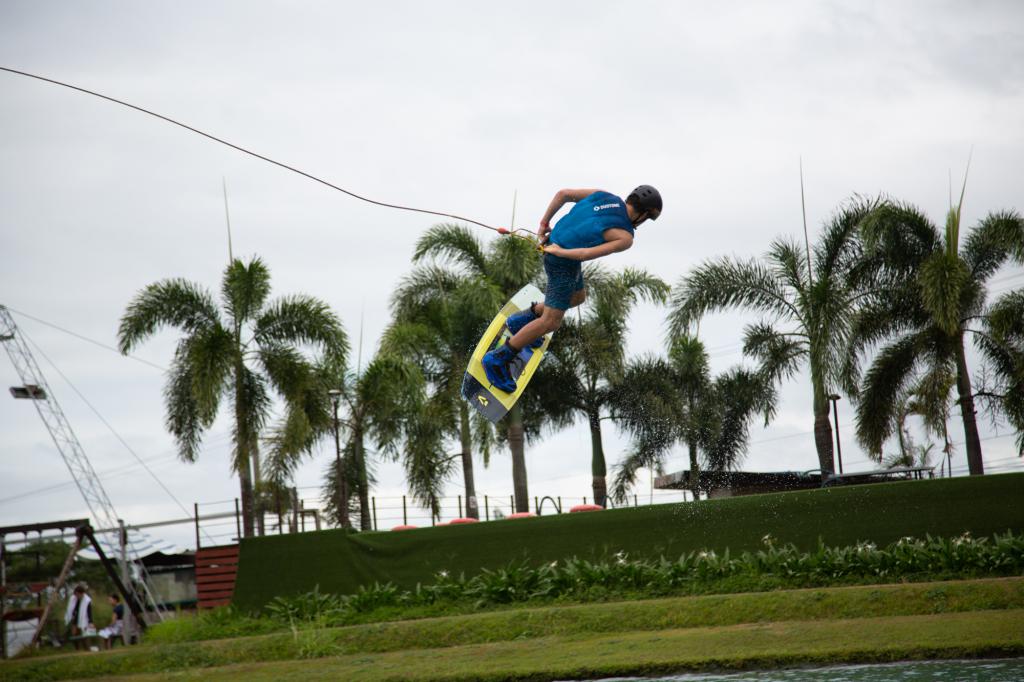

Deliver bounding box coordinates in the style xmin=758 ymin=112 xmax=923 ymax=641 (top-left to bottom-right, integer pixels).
xmin=829 ymin=393 xmax=844 ymax=475
xmin=329 ymin=389 xmax=349 ymax=529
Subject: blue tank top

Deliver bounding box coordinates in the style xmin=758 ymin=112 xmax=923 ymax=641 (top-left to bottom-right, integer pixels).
xmin=549 ymin=191 xmax=634 ymax=249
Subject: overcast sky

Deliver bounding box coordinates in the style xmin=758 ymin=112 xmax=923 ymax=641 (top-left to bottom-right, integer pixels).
xmin=2 ymin=1 xmax=1022 ymax=551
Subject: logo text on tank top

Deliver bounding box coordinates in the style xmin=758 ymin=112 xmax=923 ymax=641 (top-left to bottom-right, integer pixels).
xmin=593 ymin=203 xmax=620 ymax=211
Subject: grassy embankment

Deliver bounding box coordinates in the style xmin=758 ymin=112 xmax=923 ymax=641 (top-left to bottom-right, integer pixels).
xmin=3 ymin=577 xmax=1023 ymax=681
xmin=232 ymin=472 xmax=1024 ymax=609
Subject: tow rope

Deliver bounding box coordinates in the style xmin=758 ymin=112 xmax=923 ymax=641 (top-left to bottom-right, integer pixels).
xmin=0 ymin=66 xmax=541 ymax=249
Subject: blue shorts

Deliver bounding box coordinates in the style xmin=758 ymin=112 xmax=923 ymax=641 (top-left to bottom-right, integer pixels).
xmin=543 ymin=254 xmax=584 ymax=310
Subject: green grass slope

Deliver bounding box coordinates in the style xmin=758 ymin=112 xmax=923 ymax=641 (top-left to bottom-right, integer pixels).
xmin=25 ymin=611 xmax=1024 ymax=682
xmin=3 ymin=578 xmax=1021 ymax=682
xmin=233 ymin=473 xmax=1024 ymax=610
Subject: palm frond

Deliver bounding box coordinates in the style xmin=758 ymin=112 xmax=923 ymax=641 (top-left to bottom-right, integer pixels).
xmin=854 ymin=333 xmax=927 ymax=457
xmin=962 ymin=210 xmax=1024 ymax=280
xmin=390 ymin=264 xmax=465 ymax=319
xmin=253 ymin=295 xmax=348 ymax=358
xmin=609 ymin=439 xmax=666 ymax=505
xmin=813 ymin=195 xmax=877 ymax=282
xmin=401 ymin=394 xmax=456 ymax=517
xmin=180 ymin=326 xmax=234 ymax=422
xmin=917 ymin=252 xmax=970 ymax=336
xmin=704 ymin=367 xmax=775 ymax=470
xmin=669 ymin=257 xmax=799 ymax=337
xmin=221 ymin=257 xmax=272 ymax=325
xmin=413 ymin=223 xmax=488 ymax=275
xmin=163 ymin=356 xmax=207 ymax=463
xmin=742 ymin=322 xmax=807 ymax=385
xmin=767 ymin=237 xmax=808 ymax=293
xmin=860 ymin=201 xmax=942 ymax=274
xmin=231 ymin=366 xmax=271 ymax=474
xmin=258 ymin=343 xmax=316 ymax=403
xmin=486 ymin=234 xmax=543 ymax=295
xmin=118 ymin=279 xmax=221 ymax=353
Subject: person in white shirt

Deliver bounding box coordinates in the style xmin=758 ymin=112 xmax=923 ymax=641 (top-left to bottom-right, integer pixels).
xmin=64 ymin=583 xmax=93 ymax=649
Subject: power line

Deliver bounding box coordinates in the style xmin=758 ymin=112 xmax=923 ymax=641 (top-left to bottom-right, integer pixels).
xmin=0 ymin=435 xmax=233 ymax=507
xmin=21 ymin=328 xmax=216 ymax=544
xmin=5 ymin=306 xmax=165 ymax=371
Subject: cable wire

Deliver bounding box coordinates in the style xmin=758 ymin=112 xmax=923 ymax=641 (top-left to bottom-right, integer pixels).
xmin=0 ymin=66 xmax=539 ymax=246
xmin=5 ymin=306 xmax=165 ymax=371
xmin=22 ymin=328 xmax=217 ymax=544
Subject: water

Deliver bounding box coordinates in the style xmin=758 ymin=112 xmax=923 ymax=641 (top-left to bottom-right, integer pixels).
xmin=577 ymin=659 xmax=1024 ymax=681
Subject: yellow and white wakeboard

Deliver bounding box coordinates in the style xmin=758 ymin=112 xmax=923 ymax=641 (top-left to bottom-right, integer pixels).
xmin=461 ymin=283 xmax=551 ymax=423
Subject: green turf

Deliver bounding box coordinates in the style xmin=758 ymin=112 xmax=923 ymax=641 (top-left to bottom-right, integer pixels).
xmin=232 ymin=472 xmax=1024 ymax=610
xmin=3 ymin=578 xmax=1021 ymax=681
xmin=54 ymin=610 xmax=1024 ymax=681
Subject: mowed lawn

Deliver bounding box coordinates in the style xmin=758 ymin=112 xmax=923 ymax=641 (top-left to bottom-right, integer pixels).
xmin=101 ymin=610 xmax=1024 ymax=682
xmin=5 ymin=578 xmax=1023 ymax=682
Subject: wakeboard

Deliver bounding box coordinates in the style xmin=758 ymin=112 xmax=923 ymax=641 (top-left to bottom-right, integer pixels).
xmin=461 ymin=283 xmax=551 ymax=423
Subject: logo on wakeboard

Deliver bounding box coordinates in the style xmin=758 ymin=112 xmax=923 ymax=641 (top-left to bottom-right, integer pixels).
xmin=477 ymin=395 xmax=489 ymax=406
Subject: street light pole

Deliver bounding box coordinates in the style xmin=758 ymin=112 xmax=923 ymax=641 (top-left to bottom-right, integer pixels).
xmin=328 ymin=389 xmax=349 ymax=529
xmin=828 ymin=393 xmax=844 ymax=475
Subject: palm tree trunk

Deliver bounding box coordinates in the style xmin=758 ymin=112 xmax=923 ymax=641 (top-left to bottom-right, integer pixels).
xmin=354 ymin=429 xmax=372 ymax=530
xmin=252 ymin=445 xmax=265 ymax=536
xmin=688 ymin=439 xmax=700 ymax=501
xmin=588 ymin=409 xmax=607 ymax=508
xmin=459 ymin=404 xmax=479 ymax=519
xmin=954 ymin=335 xmax=985 ymax=475
xmin=234 ymin=364 xmax=255 ymax=539
xmin=508 ymin=404 xmax=529 ymax=513
xmin=237 ymin=451 xmax=255 ymax=539
xmin=812 ymin=390 xmax=836 ymax=478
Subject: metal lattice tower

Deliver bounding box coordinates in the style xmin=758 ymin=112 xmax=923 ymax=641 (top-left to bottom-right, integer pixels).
xmin=0 ymin=305 xmax=165 ymax=622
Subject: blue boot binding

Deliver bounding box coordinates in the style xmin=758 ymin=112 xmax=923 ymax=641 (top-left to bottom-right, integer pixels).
xmin=482 ymin=343 xmax=518 ymax=394
xmin=506 ymin=303 xmax=543 ymax=349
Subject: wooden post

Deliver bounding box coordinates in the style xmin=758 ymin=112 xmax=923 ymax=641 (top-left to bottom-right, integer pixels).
xmin=484 ymin=495 xmax=489 ymax=521
xmin=534 ymin=496 xmax=538 ymax=514
xmin=234 ymin=498 xmax=241 ymax=541
xmin=372 ymin=497 xmax=378 ymax=531
xmin=458 ymin=495 xmax=462 ymax=518
xmin=402 ymin=496 xmax=407 ymax=525
xmin=82 ymin=527 xmax=147 ymax=631
xmin=634 ymin=494 xmax=638 ymax=507
xmin=509 ymin=495 xmax=514 ymax=512
xmin=557 ymin=496 xmax=562 ymax=513
xmin=30 ymin=530 xmax=83 ymax=647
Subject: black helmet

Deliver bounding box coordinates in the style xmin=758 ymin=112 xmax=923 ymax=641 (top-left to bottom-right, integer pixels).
xmin=627 ymin=185 xmax=662 ymax=218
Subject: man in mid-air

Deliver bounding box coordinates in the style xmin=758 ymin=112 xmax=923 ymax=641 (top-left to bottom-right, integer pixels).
xmin=482 ymin=185 xmax=662 ymax=393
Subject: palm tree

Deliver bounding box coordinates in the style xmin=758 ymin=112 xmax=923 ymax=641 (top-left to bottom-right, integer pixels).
xmin=977 ymin=290 xmax=1024 ymax=456
xmin=382 ymin=264 xmax=500 ymax=519
xmin=117 ymin=257 xmax=347 ymax=537
xmin=609 ymin=336 xmax=776 ymax=502
xmin=668 ymin=199 xmax=877 ymax=476
xmin=853 ymin=194 xmax=1024 ymax=473
xmin=411 ymin=224 xmax=542 ymax=512
xmin=265 ymin=349 xmax=428 ymax=530
xmin=529 ymin=265 xmax=669 ymax=506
